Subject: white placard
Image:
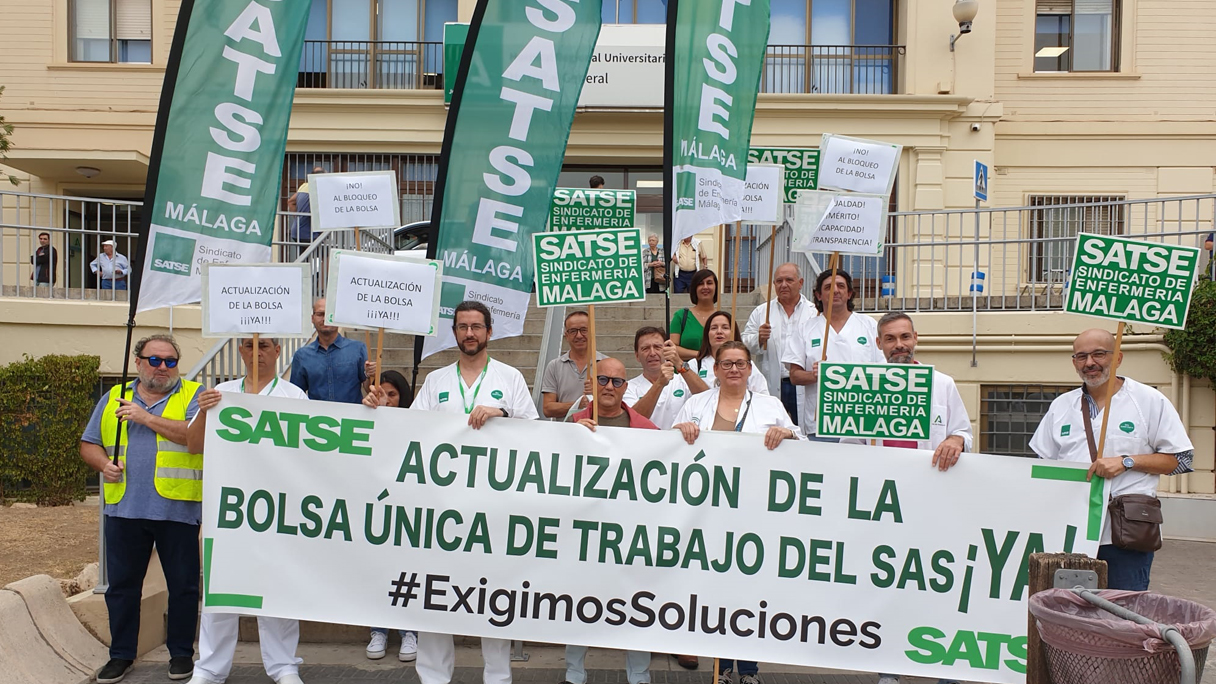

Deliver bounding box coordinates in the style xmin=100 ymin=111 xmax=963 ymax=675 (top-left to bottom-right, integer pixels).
xmin=310 ymin=171 xmax=401 ymax=231
xmin=201 ymin=263 xmax=311 ymax=338
xmin=739 ymin=164 xmax=784 ymax=225
xmin=324 ymin=250 xmax=443 ymax=335
xmin=792 ymin=191 xmax=889 ymax=256
xmin=817 ymin=134 xmax=902 ymax=196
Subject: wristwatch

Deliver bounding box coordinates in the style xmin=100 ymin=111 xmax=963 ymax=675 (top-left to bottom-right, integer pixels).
xmin=499 ymin=407 xmax=510 ymax=418
xmin=1121 ymin=456 xmax=1135 ymax=471
xmin=678 ymin=362 xmax=691 ymax=374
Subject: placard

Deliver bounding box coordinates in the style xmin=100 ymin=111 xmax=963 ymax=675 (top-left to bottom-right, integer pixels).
xmin=310 ymin=170 xmax=401 ymax=231
xmin=739 ymin=164 xmax=784 ymax=225
xmin=549 ymin=188 xmax=637 ymax=231
xmin=816 ymin=362 xmax=935 ymax=440
xmin=748 ymin=148 xmax=819 ymax=203
xmin=817 ymin=134 xmax=901 ymax=197
xmin=325 ymin=250 xmax=443 ymax=335
xmin=201 ymin=263 xmax=312 ymax=338
xmin=1065 ymin=234 xmax=1200 ymax=329
xmin=533 ymin=228 xmax=646 ymax=307
xmin=792 ymin=190 xmax=888 ymax=256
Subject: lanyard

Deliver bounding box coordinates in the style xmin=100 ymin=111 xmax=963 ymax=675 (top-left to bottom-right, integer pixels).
xmin=458 ymin=359 xmax=490 ymax=414
xmin=241 ymin=377 xmax=278 ymax=394
xmin=734 ymin=391 xmax=754 ymax=432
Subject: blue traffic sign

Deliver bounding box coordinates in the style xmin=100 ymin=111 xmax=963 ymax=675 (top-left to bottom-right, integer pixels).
xmin=974 ymin=160 xmax=989 ymax=202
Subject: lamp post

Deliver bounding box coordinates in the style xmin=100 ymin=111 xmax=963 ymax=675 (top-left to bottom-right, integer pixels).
xmin=950 ymin=0 xmax=979 ymax=52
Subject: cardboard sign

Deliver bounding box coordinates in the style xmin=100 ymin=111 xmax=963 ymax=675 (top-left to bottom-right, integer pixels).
xmin=791 ymin=190 xmax=888 ymax=256
xmin=325 ymin=250 xmax=443 ymax=335
xmin=739 ymin=164 xmax=784 ymax=225
xmin=748 ymin=147 xmax=819 ymax=203
xmin=549 ymin=188 xmax=637 ymax=231
xmin=817 ymin=362 xmax=935 ymax=440
xmin=533 ymin=228 xmax=646 ymax=307
xmin=817 ymin=134 xmax=901 ymax=197
xmin=1065 ymin=233 xmax=1200 ymax=329
xmin=201 ymin=263 xmax=312 ymax=338
xmin=310 ymin=171 xmax=400 ymax=231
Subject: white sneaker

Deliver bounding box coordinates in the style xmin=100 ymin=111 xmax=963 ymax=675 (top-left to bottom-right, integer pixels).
xmin=367 ymin=631 xmax=388 ymax=660
xmin=186 ymin=676 xmax=221 ymax=684
xmin=276 ymin=675 xmax=304 ymax=684
xmin=877 ymin=676 xmax=900 ymax=684
xmin=399 ymin=631 xmax=418 ymax=662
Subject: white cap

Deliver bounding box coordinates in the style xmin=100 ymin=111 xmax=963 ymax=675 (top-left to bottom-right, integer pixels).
xmin=102 ymin=239 xmax=115 ymax=246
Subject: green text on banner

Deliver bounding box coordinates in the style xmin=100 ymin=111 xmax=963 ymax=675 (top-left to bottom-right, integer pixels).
xmin=1065 ymin=233 xmax=1200 ymax=329
xmin=533 ymin=228 xmax=646 ymax=307
xmin=549 ymin=188 xmax=637 ymax=231
xmin=748 ymin=148 xmax=819 ymax=203
xmin=671 ymin=0 xmax=770 ymax=241
xmin=202 ymin=392 xmax=1107 ymax=684
xmin=137 ymin=1 xmax=309 ymax=313
xmin=424 ymin=0 xmax=603 ymax=358
xmin=817 ymin=362 xmax=935 ymax=440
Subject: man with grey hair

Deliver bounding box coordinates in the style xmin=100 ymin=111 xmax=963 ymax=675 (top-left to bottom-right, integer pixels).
xmin=1030 ymin=328 xmax=1193 ymax=590
xmin=742 ymin=262 xmax=813 ymax=423
xmin=81 ymin=334 xmax=202 ymax=683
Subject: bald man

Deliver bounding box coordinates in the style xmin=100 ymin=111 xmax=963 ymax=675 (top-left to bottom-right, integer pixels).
xmin=742 ymin=262 xmax=813 ymax=423
xmin=569 ymin=357 xmax=657 ymax=430
xmin=1030 ymin=328 xmax=1193 ymax=590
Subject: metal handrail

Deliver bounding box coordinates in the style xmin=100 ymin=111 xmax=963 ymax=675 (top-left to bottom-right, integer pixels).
xmin=1070 ymin=587 xmax=1197 ymax=684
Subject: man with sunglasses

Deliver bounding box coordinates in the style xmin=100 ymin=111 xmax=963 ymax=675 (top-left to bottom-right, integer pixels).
xmin=1030 ymin=328 xmax=1193 ymax=591
xmin=541 ymin=310 xmax=606 ymax=419
xmin=80 ymin=334 xmax=203 ymax=683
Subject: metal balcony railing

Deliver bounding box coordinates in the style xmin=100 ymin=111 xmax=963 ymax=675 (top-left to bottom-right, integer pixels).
xmin=298 ymin=40 xmax=445 ymax=90
xmin=762 ymin=45 xmax=904 ymax=95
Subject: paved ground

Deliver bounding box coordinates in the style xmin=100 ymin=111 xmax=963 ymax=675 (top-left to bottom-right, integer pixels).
xmin=122 ymin=541 xmax=1216 ymax=684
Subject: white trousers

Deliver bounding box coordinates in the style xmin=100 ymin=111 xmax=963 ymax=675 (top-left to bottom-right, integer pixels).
xmin=417 ymin=633 xmax=511 ymax=684
xmin=194 ymin=612 xmax=302 ymax=683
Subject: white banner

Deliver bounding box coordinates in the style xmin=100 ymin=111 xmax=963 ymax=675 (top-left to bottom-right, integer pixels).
xmin=817 ymin=134 xmax=902 ymax=197
xmin=201 ymin=263 xmax=312 ymax=338
xmin=739 ymin=164 xmax=784 ymax=225
xmin=792 ymin=191 xmax=889 ymax=256
xmin=310 ymin=171 xmax=401 ymax=231
xmin=324 ymin=250 xmax=443 ymax=335
xmin=201 ymin=394 xmax=1107 ymax=684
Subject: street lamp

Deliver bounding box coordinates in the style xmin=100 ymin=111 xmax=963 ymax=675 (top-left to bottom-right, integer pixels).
xmin=950 ymin=0 xmax=979 ymax=52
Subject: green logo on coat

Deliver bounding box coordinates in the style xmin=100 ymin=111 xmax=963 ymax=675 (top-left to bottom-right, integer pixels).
xmin=673 ymin=389 xmax=685 ymax=397
xmin=857 ymin=336 xmax=867 ymax=345
xmin=491 ymin=389 xmax=504 ymax=400
xmin=1061 ymin=424 xmax=1071 ymax=436
xmin=438 ymin=392 xmax=449 ymax=403
xmin=1119 ymin=421 xmax=1135 ymax=433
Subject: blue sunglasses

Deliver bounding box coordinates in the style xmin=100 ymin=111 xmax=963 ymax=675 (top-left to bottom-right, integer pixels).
xmin=138 ymin=355 xmax=179 ymax=368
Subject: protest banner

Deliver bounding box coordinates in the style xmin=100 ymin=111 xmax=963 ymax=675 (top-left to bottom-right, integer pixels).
xmin=201 ymin=263 xmax=311 ymax=338
xmin=816 ymin=362 xmax=935 ymax=440
xmin=550 ymin=188 xmax=637 ymax=231
xmin=748 ymin=148 xmax=819 ymax=203
xmin=201 ymin=392 xmax=1107 ymax=684
xmin=739 ymin=164 xmax=784 ymax=226
xmin=310 ymin=170 xmax=401 ymax=231
xmin=533 ymin=229 xmax=646 ymax=308
xmin=816 ymin=134 xmax=902 ymax=197
xmin=792 ymin=190 xmax=888 ymax=257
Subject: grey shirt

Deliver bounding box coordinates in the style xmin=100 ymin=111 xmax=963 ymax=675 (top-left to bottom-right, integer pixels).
xmin=82 ymin=379 xmax=201 ymax=525
xmin=541 ymin=351 xmax=608 ymax=404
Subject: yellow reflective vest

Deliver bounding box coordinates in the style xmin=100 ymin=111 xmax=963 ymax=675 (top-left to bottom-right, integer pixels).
xmin=99 ymin=380 xmax=204 ymax=505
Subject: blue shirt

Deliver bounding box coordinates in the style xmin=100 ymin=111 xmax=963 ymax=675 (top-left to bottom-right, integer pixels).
xmin=81 ymin=379 xmax=201 ymax=525
xmin=290 ymin=334 xmax=368 ymax=404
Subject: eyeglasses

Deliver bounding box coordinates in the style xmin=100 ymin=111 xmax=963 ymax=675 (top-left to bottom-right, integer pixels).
xmin=565 ymin=327 xmax=589 ymax=336
xmin=596 ymin=376 xmax=626 ymax=388
xmin=1071 ymin=350 xmax=1112 ymax=363
xmin=138 ymin=355 xmax=179 ymax=368
xmin=718 ymin=360 xmax=751 ymax=370
xmin=455 ymin=324 xmax=487 ymax=333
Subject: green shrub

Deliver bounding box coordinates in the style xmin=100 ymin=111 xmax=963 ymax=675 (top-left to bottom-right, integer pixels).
xmin=0 ymin=355 xmax=99 ymax=505
xmin=1163 ymin=275 xmax=1216 ymax=384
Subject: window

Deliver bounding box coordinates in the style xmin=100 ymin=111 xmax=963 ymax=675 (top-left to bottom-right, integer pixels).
xmin=602 ymin=0 xmax=666 ymax=23
xmin=1034 ymin=0 xmax=1119 ymax=72
xmin=71 ymin=0 xmax=152 ymax=63
xmin=763 ymin=0 xmax=898 ymax=94
xmin=1028 ymin=195 xmax=1124 ymax=284
xmin=980 ymin=385 xmax=1074 ymax=457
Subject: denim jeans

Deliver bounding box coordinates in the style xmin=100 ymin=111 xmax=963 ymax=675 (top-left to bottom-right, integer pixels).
xmin=780 ymin=378 xmax=799 ymax=425
xmin=1098 ymin=543 xmax=1154 ymax=591
xmin=565 ymin=645 xmax=650 ymax=684
xmin=371 ymin=628 xmax=416 ymax=639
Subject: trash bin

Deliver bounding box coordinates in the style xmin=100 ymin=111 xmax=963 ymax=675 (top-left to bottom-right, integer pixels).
xmin=1030 ymin=589 xmax=1216 ymax=684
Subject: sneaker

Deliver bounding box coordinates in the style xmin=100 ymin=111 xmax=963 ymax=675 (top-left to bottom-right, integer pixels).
xmin=676 ymin=654 xmax=699 ymax=670
xmin=168 ymin=656 xmax=194 ymax=680
xmin=739 ymin=674 xmax=761 ymax=684
xmin=186 ymin=675 xmax=221 ymax=684
xmin=877 ymin=676 xmax=900 ymax=684
xmin=398 ymin=631 xmax=418 ymax=662
xmin=367 ymin=631 xmax=388 ymax=660
xmin=95 ymin=659 xmax=134 ymax=684
xmin=717 ymin=668 xmax=734 ymax=684
xmin=275 ymin=675 xmax=305 ymax=684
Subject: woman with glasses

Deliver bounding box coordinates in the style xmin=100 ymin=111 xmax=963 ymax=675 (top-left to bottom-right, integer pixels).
xmin=689 ymin=311 xmax=769 ymax=395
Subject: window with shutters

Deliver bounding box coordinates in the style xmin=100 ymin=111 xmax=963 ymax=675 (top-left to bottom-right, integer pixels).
xmin=1027 ymin=195 xmax=1125 ymax=284
xmin=70 ymin=0 xmax=152 ymax=63
xmin=1034 ymin=0 xmax=1120 ymax=72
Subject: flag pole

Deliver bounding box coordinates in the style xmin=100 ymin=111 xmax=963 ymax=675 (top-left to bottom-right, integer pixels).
xmin=730 ymin=222 xmax=741 ymax=337
xmin=661 ymin=0 xmax=679 ymax=337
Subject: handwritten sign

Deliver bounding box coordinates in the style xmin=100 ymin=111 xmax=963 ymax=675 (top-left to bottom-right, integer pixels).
xmin=739 ymin=164 xmax=784 ymax=225
xmin=325 ymin=250 xmax=443 ymax=335
xmin=817 ymin=134 xmax=901 ymax=197
xmin=310 ymin=171 xmax=400 ymax=231
xmin=201 ymin=263 xmax=311 ymax=338
xmin=792 ymin=190 xmax=888 ymax=256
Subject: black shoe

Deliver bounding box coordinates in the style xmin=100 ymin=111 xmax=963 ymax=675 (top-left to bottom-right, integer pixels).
xmin=168 ymin=656 xmax=194 ymax=680
xmin=96 ymin=658 xmax=134 ymax=684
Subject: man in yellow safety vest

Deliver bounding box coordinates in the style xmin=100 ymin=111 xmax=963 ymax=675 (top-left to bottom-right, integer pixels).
xmin=80 ymin=334 xmax=203 ymax=684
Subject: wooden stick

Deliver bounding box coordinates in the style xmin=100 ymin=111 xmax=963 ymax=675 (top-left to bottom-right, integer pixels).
xmin=820 ymin=251 xmax=840 ymax=361
xmin=730 ymin=222 xmax=742 ymax=337
xmin=713 ymin=658 xmax=719 ymax=684
xmin=589 ymin=304 xmax=598 ymax=423
xmin=1094 ymin=321 xmax=1125 ymax=460
xmin=375 ymin=327 xmax=385 ymax=388
xmin=353 ymin=226 xmax=371 ymax=349
xmin=251 ymin=333 xmax=259 ymax=394
xmin=761 ymin=225 xmax=777 ymax=350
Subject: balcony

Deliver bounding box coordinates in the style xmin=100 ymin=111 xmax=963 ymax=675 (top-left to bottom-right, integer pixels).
xmin=294 ymin=40 xmax=904 ymax=95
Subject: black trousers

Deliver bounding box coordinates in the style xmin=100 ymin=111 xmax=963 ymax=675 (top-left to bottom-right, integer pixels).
xmin=104 ymin=516 xmax=200 ymax=660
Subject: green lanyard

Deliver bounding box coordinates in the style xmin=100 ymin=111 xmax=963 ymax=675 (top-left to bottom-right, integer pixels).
xmin=240 ymin=376 xmax=278 ymax=394
xmin=457 ymin=359 xmax=490 ymax=414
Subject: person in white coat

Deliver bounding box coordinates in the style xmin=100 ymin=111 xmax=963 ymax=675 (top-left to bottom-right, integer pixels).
xmin=782 ymin=268 xmax=884 ymax=440
xmin=624 ymin=326 xmax=708 ymax=429
xmin=186 ymin=337 xmax=307 ymax=684
xmin=691 ymin=311 xmax=770 ymax=396
xmin=742 ymin=262 xmax=813 ymax=424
